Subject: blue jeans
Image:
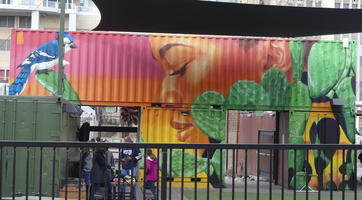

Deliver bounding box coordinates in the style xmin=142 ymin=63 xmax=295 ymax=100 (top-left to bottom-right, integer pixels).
xmin=119 ymin=168 xmax=138 ymax=200
xmin=83 ymin=170 xmax=91 ymax=186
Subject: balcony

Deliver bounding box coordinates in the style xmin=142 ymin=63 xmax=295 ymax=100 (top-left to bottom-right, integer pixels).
xmin=0 ymin=0 xmax=76 ymax=14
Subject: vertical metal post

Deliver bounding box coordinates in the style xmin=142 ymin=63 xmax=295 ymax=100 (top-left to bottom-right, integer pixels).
xmin=318 ymin=150 xmax=321 ymax=200
xmin=52 ymin=147 xmax=56 ymax=200
xmin=169 ymin=149 xmax=173 ymax=200
xmin=354 ymin=149 xmax=357 ymax=200
xmin=257 ymin=148 xmax=260 ymax=200
xmin=293 ymin=149 xmax=296 ymax=200
xmin=181 ymin=148 xmax=185 ymax=200
xmin=269 ymin=149 xmax=272 ymax=200
xmin=39 ymin=147 xmax=43 ymax=200
xmin=57 ymin=0 xmax=66 ymax=96
xmin=281 ymin=149 xmax=284 ymax=200
xmin=330 ymin=155 xmax=333 ymax=200
xmin=0 ymin=146 xmax=2 ymax=199
xmin=206 ymin=150 xmax=210 ymax=200
xmin=194 ymin=149 xmax=197 ymax=200
xmin=65 ymin=148 xmax=69 ymax=200
xmin=78 ymin=149 xmax=82 ymax=200
xmin=157 ymin=148 xmax=160 ymax=200
xmin=244 ymin=149 xmax=247 ymax=200
xmin=143 ymin=148 xmax=147 ymax=200
xmin=219 ymin=149 xmax=222 ymax=200
xmin=161 ymin=148 xmax=167 ymax=200
xmin=232 ymin=149 xmax=235 ymax=200
xmin=342 ymin=149 xmax=345 ymax=200
xmin=12 ymin=147 xmax=16 ymax=200
xmin=26 ymin=147 xmax=29 ymax=200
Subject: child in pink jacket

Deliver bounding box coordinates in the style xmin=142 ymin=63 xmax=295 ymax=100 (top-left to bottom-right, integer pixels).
xmin=145 ymin=149 xmax=158 ymax=199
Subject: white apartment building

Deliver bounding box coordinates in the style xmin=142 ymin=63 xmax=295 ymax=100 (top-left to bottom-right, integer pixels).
xmin=0 ymin=0 xmax=100 ymax=92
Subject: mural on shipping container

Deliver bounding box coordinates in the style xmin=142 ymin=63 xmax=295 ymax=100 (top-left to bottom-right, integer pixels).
xmin=9 ymin=30 xmax=356 ymax=189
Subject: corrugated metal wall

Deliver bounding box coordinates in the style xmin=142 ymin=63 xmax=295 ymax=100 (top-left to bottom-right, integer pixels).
xmin=10 ymin=30 xmax=355 ymax=112
xmin=10 ymin=30 xmax=296 ymax=107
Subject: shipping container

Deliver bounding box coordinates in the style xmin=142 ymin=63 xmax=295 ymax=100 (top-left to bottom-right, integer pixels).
xmin=0 ymin=96 xmax=81 ymax=196
xmin=8 ymin=30 xmax=355 ymax=110
xmin=8 ymin=29 xmax=357 ymax=190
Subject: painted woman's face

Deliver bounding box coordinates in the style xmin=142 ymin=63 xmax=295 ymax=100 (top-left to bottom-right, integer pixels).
xmin=148 ymin=36 xmax=292 ymax=147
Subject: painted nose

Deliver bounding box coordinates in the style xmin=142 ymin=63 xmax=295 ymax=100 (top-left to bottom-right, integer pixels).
xmin=161 ymin=90 xmax=184 ymax=107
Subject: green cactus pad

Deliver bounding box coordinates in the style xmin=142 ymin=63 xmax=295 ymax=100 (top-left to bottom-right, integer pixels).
xmin=225 ymin=80 xmax=270 ymax=110
xmin=288 ymin=136 xmax=306 ymax=172
xmin=335 ymin=77 xmax=356 ymax=141
xmin=290 ymin=40 xmax=304 ymax=81
xmin=261 ymin=67 xmax=289 ymax=108
xmin=211 ymin=147 xmax=226 ymax=187
xmin=288 ymin=81 xmax=311 ymax=110
xmin=169 ymin=149 xmax=212 ymax=177
xmin=308 ymin=42 xmax=347 ymax=98
xmin=191 ymin=91 xmax=226 ymax=141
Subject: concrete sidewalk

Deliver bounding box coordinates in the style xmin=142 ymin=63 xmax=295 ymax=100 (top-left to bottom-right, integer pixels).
xmin=5 ymin=168 xmax=362 ymax=200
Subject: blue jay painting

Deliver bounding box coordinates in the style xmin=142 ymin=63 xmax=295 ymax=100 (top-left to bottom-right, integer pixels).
xmin=9 ymin=32 xmax=77 ymax=95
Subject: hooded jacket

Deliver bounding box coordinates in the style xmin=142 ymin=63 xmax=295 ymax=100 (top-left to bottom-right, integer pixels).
xmin=91 ymin=149 xmax=106 ymax=184
xmin=145 ymin=156 xmax=158 ymax=181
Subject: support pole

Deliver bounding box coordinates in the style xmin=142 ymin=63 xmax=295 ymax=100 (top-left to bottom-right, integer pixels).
xmin=57 ymin=0 xmax=66 ymax=96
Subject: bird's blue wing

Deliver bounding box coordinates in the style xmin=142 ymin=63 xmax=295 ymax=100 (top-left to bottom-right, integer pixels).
xmin=9 ymin=66 xmax=31 ymax=95
xmin=19 ymin=40 xmax=59 ymax=67
xmin=9 ymin=40 xmax=60 ymax=95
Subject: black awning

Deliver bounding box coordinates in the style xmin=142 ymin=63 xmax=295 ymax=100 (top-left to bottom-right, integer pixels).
xmin=92 ymin=0 xmax=362 ymax=37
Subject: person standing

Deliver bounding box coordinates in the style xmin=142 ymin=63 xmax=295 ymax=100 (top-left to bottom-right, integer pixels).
xmin=119 ymin=136 xmax=142 ymax=200
xmin=81 ymin=147 xmax=93 ymax=200
xmin=89 ymin=148 xmax=106 ymax=200
xmin=145 ymin=149 xmax=158 ymax=199
xmin=105 ymin=147 xmax=115 ymax=200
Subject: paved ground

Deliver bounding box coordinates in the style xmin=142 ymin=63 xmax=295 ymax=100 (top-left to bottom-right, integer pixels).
xmin=5 ymin=168 xmax=362 ymax=199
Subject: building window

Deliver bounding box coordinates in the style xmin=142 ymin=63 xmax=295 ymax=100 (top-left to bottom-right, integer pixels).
xmin=21 ymin=0 xmax=33 ymax=5
xmin=0 ymin=16 xmax=15 ymax=27
xmin=43 ymin=0 xmax=57 ymax=8
xmin=66 ymin=0 xmax=73 ymax=9
xmin=19 ymin=16 xmax=31 ymax=28
xmin=0 ymin=39 xmax=10 ymax=51
xmin=79 ymin=0 xmax=89 ymax=11
xmin=0 ymin=69 xmax=9 ymax=83
xmin=1 ymin=0 xmax=12 ymax=4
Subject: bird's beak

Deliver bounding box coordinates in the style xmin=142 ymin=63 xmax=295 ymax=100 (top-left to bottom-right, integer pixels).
xmin=70 ymin=43 xmax=77 ymax=48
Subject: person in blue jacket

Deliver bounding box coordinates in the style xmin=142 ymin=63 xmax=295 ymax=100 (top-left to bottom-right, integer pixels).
xmin=119 ymin=136 xmax=141 ymax=200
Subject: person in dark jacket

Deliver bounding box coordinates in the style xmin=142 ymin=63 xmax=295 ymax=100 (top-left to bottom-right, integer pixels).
xmin=119 ymin=136 xmax=142 ymax=200
xmin=105 ymin=146 xmax=115 ymax=200
xmin=89 ymin=148 xmax=106 ymax=200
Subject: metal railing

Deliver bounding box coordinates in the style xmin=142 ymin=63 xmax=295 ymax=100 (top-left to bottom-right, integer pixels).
xmin=0 ymin=141 xmax=361 ymax=200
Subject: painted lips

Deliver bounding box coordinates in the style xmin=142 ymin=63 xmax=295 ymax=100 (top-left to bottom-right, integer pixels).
xmin=170 ymin=119 xmax=194 ymax=142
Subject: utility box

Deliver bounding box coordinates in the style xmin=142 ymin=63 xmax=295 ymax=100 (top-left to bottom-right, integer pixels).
xmin=0 ymin=96 xmax=81 ymax=197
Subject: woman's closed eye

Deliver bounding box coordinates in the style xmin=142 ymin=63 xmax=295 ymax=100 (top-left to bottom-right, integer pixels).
xmin=159 ymin=43 xmax=200 ymax=76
